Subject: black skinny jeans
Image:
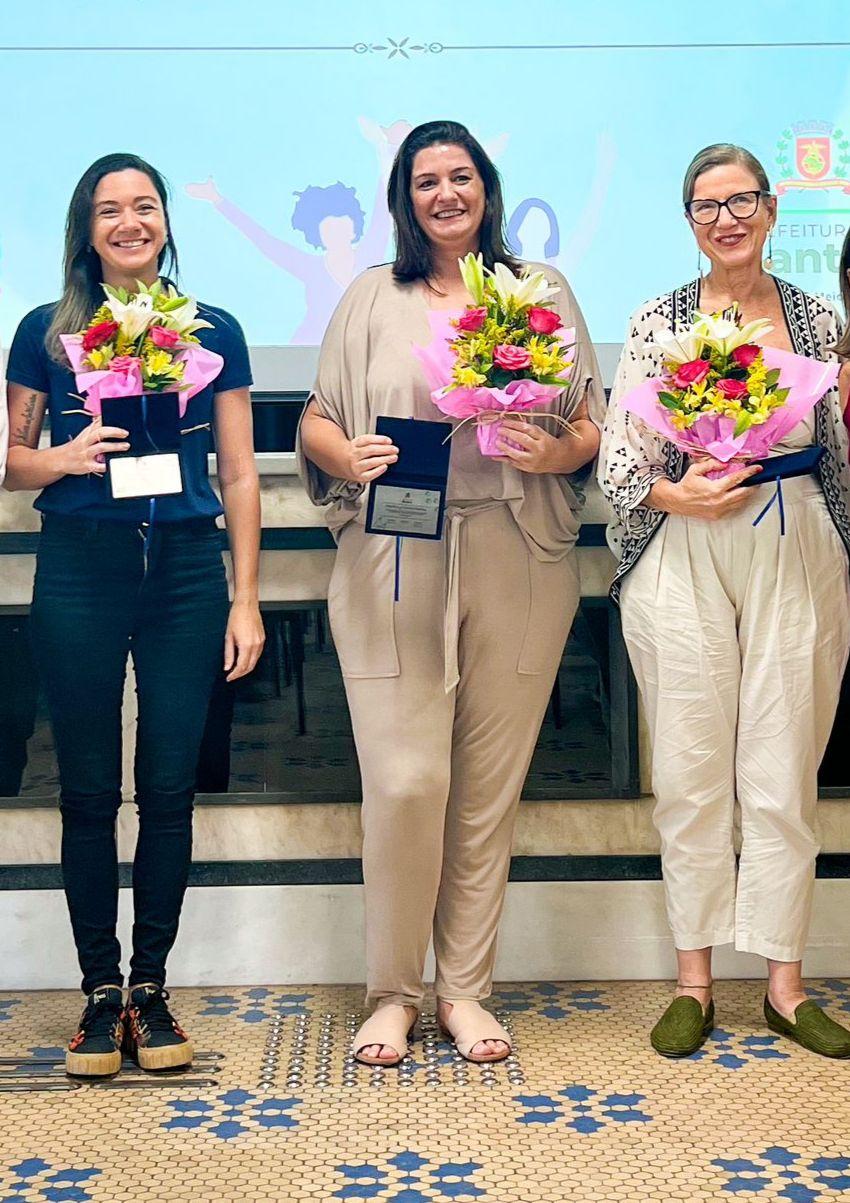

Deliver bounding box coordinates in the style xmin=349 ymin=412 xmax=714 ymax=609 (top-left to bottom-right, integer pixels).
xmin=31 ymin=513 xmax=229 ymax=995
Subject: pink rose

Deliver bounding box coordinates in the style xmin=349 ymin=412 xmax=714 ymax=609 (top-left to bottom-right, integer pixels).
xmin=715 ymin=377 xmax=750 ymax=400
xmin=527 ymin=306 xmax=562 ymax=335
xmin=457 ymin=306 xmax=487 ymax=333
xmin=672 ymin=359 xmax=711 ymax=388
xmin=493 ymin=344 xmax=532 ymax=371
xmin=109 ymin=355 xmax=143 ymax=373
xmin=150 ymin=324 xmax=181 ymax=349
xmin=732 ymin=343 xmax=761 ymax=368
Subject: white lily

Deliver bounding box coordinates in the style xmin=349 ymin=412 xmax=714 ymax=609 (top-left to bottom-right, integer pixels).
xmin=101 ymin=287 xmax=157 ymax=341
xmin=458 ymin=252 xmax=486 ymax=306
xmin=649 ymin=326 xmax=706 ymax=364
xmin=157 ymin=285 xmax=214 ymax=337
xmin=693 ymin=308 xmax=773 ymax=356
xmin=488 ymin=261 xmax=560 ymax=309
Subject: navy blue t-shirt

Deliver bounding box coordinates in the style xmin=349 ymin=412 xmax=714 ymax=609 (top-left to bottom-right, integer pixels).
xmin=5 ymin=300 xmax=253 ymax=522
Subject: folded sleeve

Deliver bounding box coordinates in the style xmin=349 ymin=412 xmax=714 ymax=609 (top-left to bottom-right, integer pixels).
xmin=212 ymin=310 xmax=253 ymax=394
xmin=296 ymin=272 xmax=377 ymax=510
xmin=598 ymin=306 xmax=670 ymax=532
xmin=6 ymin=309 xmax=50 ymax=393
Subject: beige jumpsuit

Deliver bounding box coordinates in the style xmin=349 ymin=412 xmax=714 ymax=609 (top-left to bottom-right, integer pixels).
xmin=297 ymin=263 xmax=605 ymax=1007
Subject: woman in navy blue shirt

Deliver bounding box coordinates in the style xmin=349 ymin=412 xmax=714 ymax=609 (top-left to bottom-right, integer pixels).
xmin=4 ymin=153 xmax=264 ymax=1076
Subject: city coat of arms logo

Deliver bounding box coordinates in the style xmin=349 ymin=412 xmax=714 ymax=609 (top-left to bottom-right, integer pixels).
xmin=776 ymin=121 xmax=850 ymax=194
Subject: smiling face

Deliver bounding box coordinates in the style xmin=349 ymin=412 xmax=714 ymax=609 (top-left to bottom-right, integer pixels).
xmin=409 ymin=143 xmax=486 ymax=257
xmin=90 ymin=169 xmax=167 ymax=285
xmin=687 ymin=162 xmax=776 ymax=273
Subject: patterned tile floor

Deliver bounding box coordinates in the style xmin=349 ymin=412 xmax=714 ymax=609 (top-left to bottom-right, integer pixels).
xmin=1 ymin=980 xmax=850 ymax=1201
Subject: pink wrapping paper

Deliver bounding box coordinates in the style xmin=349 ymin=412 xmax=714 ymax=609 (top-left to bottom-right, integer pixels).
xmin=60 ymin=335 xmax=224 ymax=417
xmin=412 ymin=311 xmax=574 ymax=456
xmin=622 ymin=347 xmax=839 ymax=476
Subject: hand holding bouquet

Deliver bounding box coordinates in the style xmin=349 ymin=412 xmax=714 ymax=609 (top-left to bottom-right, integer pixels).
xmin=60 ymin=280 xmax=224 ymax=416
xmin=623 ymin=305 xmax=838 ymax=475
xmin=413 ymin=253 xmax=576 ymax=456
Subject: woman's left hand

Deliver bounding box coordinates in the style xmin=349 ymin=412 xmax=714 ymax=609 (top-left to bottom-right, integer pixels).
xmin=224 ymin=600 xmax=266 ymax=682
xmin=495 ymin=418 xmax=563 ymax=474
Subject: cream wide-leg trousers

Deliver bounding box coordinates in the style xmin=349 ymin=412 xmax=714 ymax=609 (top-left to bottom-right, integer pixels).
xmin=620 ymin=476 xmax=850 ymax=961
xmin=328 ymin=505 xmax=580 ymax=1008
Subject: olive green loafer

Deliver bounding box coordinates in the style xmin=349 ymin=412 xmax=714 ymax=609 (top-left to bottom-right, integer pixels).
xmin=650 ymin=996 xmax=715 ymax=1058
xmin=764 ymin=996 xmax=850 ymax=1058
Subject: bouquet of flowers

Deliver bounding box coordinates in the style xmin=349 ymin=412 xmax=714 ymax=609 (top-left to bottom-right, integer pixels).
xmin=622 ymin=306 xmax=838 ymax=475
xmin=60 ymin=280 xmax=224 ymax=417
xmin=413 ymin=252 xmax=576 ymax=456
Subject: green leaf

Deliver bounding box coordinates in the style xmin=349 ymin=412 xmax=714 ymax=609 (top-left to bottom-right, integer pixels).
xmin=657 ymin=391 xmax=681 ymax=411
xmin=771 ymin=387 xmax=790 ymax=404
xmin=764 ymin=368 xmax=781 ymax=386
xmin=734 ymin=413 xmax=752 ymax=437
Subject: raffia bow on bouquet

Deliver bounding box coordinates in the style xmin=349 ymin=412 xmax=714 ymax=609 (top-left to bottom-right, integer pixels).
xmin=622 ymin=306 xmax=838 ymax=477
xmin=413 ymin=253 xmax=577 ymax=456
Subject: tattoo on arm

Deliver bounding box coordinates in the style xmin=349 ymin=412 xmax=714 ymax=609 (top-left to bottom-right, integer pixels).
xmin=10 ymin=392 xmax=43 ymax=448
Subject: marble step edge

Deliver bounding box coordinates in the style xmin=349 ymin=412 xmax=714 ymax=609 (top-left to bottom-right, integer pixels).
xmin=4 ymin=798 xmax=850 ymax=865
xmin=4 ymin=854 xmax=850 ymax=891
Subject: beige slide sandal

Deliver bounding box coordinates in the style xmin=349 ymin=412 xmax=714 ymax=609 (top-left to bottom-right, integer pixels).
xmin=437 ymin=999 xmax=512 ymax=1063
xmin=352 ymin=1004 xmax=418 ymax=1067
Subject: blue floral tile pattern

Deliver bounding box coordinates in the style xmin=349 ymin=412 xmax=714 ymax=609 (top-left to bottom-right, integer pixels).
xmin=161 ymin=1089 xmax=302 ymax=1140
xmin=689 ymin=1029 xmax=790 ymax=1070
xmin=0 ymin=1159 xmax=101 ymax=1202
xmin=515 ymin=1084 xmax=652 ymax=1133
xmin=198 ymin=987 xmax=312 ymax=1023
xmin=0 ymin=999 xmax=22 ymax=1023
xmin=713 ymin=1146 xmax=850 ymax=1198
xmin=490 ymin=983 xmax=609 ymax=1021
xmin=333 ymin=1151 xmax=485 ymax=1199
xmin=805 ymin=980 xmax=850 ymax=1017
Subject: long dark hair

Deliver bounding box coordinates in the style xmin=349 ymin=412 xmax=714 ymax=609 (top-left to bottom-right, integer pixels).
xmin=388 ymin=120 xmax=520 ymax=284
xmin=836 ymin=227 xmax=850 ymax=358
xmin=46 ymin=153 xmax=179 ymax=364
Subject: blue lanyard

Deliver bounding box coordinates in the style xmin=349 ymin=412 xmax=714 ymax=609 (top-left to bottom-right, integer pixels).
xmin=752 ymin=476 xmax=786 ymax=536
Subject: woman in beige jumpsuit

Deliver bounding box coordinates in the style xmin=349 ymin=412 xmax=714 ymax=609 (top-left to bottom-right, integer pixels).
xmin=298 ymin=120 xmax=604 ymax=1065
xmin=599 ymin=143 xmax=850 ymax=1059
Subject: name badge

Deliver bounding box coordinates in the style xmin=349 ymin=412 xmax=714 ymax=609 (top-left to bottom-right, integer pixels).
xmin=365 ymin=416 xmax=451 ymax=542
xmin=108 ymin=452 xmax=184 ymax=500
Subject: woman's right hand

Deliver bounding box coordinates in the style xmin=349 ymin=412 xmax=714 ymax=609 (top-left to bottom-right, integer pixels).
xmin=649 ymin=457 xmax=762 ymax=520
xmin=61 ymin=420 xmax=130 ymax=476
xmin=345 ymin=433 xmax=399 ymax=483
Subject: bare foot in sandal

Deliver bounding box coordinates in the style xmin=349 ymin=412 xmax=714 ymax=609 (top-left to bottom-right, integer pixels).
xmin=437 ymin=999 xmax=511 ymax=1063
xmin=354 ymin=1004 xmax=418 ymax=1066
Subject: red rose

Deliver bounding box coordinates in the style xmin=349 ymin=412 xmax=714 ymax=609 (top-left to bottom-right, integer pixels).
xmin=672 ymin=359 xmax=711 ymax=388
xmin=493 ymin=344 xmax=532 ymax=371
xmin=716 ymin=377 xmax=750 ymax=400
xmin=457 ymin=306 xmax=487 ymax=333
xmin=732 ymin=343 xmax=761 ymax=368
xmin=527 ymin=306 xmax=562 ymax=335
xmin=82 ymin=320 xmax=119 ymax=353
xmin=150 ymin=324 xmax=181 ymax=349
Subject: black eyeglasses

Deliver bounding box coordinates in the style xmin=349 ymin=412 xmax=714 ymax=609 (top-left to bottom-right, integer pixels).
xmin=684 ymin=190 xmax=771 ymax=225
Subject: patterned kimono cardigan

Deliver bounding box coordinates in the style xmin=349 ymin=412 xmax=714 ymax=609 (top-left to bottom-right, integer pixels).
xmin=598 ymin=276 xmax=850 ymax=604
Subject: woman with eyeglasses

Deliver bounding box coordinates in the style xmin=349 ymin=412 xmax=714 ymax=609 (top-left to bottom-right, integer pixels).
xmin=599 ymin=143 xmax=850 ymax=1058
xmin=838 ymin=227 xmax=850 ymax=415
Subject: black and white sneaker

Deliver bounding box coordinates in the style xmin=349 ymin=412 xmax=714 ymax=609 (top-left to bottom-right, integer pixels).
xmin=66 ymin=986 xmax=124 ymax=1077
xmin=123 ymin=983 xmax=193 ymax=1071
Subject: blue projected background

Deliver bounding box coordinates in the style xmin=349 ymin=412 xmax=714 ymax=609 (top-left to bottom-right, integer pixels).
xmin=1 ymin=0 xmax=849 ymax=347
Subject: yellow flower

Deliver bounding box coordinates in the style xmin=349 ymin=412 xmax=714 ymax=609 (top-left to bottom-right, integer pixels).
xmin=454 ymin=365 xmax=487 ymax=388
xmin=86 ymin=346 xmax=114 ymax=370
